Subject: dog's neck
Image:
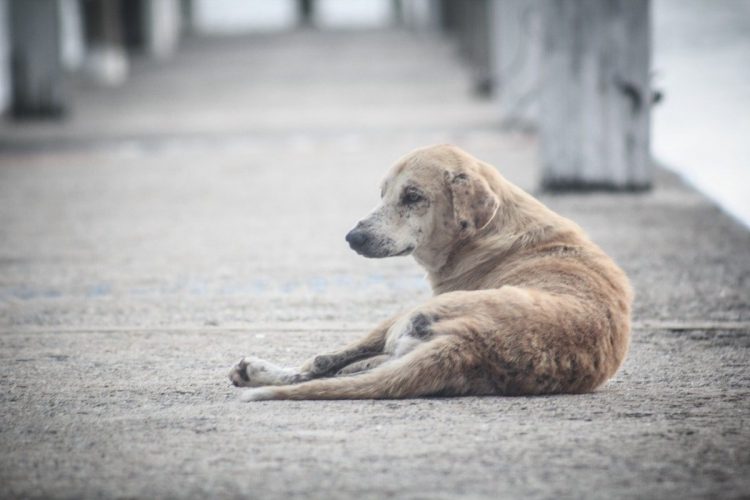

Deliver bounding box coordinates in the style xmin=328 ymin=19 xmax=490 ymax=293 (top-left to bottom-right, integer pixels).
xmin=416 ymin=179 xmax=577 ymax=294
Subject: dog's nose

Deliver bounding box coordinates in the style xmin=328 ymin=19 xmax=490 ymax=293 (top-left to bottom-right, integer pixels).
xmin=345 ymin=228 xmax=369 ymax=250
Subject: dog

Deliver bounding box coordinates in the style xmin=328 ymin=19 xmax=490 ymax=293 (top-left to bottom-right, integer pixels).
xmin=229 ymin=144 xmax=632 ymax=401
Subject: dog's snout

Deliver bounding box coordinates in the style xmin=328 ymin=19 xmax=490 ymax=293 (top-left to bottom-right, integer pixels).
xmin=345 ymin=228 xmax=369 ymax=250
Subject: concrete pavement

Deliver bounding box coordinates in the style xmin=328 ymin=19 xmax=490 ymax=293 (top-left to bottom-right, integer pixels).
xmin=0 ymin=29 xmax=748 ymax=499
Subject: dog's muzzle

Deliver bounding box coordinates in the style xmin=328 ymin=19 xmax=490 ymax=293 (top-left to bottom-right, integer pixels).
xmin=345 ymin=224 xmax=371 ymax=253
xmin=346 ymin=222 xmax=391 ymax=258
xmin=346 ymin=221 xmax=410 ymax=258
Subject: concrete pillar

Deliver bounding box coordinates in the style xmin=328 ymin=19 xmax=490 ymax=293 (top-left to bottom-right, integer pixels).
xmin=82 ymin=0 xmax=128 ymax=86
xmin=9 ymin=0 xmax=66 ymax=118
xmin=142 ymin=0 xmax=181 ymax=58
xmin=392 ymin=0 xmax=403 ymax=26
xmin=445 ymin=1 xmax=492 ymax=95
xmin=438 ymin=0 xmax=460 ymax=33
xmin=298 ymin=0 xmax=314 ymax=27
xmin=400 ymin=0 xmax=440 ymax=32
xmin=0 ymin=0 xmax=9 ymax=114
xmin=540 ymin=0 xmax=652 ymax=190
xmin=492 ymin=0 xmax=542 ymax=130
xmin=60 ymin=0 xmax=85 ymax=70
xmin=179 ymin=0 xmax=194 ymax=33
xmin=454 ymin=1 xmax=474 ymax=61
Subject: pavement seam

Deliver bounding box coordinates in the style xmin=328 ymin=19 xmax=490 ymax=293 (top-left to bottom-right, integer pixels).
xmin=1 ymin=320 xmax=749 ymax=335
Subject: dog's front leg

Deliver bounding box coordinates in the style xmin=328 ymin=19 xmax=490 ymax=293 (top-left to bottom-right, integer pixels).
xmin=229 ymin=357 xmax=312 ymax=388
xmin=299 ymin=315 xmax=398 ymax=376
xmin=229 ymin=316 xmax=398 ymax=387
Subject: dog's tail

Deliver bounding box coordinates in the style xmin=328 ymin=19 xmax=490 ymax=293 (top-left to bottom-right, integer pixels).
xmin=240 ymin=336 xmax=475 ymax=401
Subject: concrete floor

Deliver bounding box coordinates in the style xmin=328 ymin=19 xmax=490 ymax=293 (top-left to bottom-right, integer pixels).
xmin=0 ymin=30 xmax=748 ymax=499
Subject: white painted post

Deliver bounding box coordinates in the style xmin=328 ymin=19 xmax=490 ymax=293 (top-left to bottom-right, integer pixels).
xmin=540 ymin=0 xmax=652 ymax=190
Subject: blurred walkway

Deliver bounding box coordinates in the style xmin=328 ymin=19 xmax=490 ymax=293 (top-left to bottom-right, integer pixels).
xmin=1 ymin=29 xmax=749 ymax=499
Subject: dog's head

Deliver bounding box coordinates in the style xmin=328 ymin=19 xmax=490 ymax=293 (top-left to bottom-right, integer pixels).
xmin=345 ymin=145 xmax=500 ymax=260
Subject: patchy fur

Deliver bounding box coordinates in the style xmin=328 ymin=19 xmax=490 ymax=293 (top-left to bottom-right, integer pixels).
xmin=228 ymin=145 xmax=632 ymax=400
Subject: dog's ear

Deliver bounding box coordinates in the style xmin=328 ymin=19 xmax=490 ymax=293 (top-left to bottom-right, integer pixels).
xmin=447 ymin=171 xmax=500 ymax=236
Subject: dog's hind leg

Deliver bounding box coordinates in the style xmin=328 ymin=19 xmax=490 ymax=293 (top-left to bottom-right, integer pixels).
xmin=335 ymin=354 xmax=392 ymax=375
xmin=240 ymin=335 xmax=485 ymax=401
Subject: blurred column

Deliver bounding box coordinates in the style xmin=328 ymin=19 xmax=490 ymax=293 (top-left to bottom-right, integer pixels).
xmin=180 ymin=0 xmax=193 ymax=33
xmin=82 ymin=0 xmax=128 ymax=86
xmin=392 ymin=0 xmax=403 ymax=26
xmin=120 ymin=0 xmax=180 ymax=59
xmin=0 ymin=0 xmax=9 ymax=114
xmin=400 ymin=0 xmax=441 ymax=32
xmin=60 ymin=0 xmax=85 ymax=70
xmin=142 ymin=0 xmax=181 ymax=58
xmin=454 ymin=0 xmax=493 ymax=96
xmin=540 ymin=0 xmax=652 ymax=190
xmin=9 ymin=0 xmax=66 ymax=118
xmin=298 ymin=0 xmax=314 ymax=27
xmin=438 ymin=0 xmax=460 ymax=34
xmin=492 ymin=0 xmax=542 ymax=130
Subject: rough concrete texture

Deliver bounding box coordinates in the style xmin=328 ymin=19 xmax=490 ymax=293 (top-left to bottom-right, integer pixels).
xmin=0 ymin=30 xmax=748 ymax=499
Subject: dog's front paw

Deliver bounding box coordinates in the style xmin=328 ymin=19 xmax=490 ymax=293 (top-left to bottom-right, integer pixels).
xmin=229 ymin=358 xmax=253 ymax=387
xmin=229 ymin=356 xmax=299 ymax=387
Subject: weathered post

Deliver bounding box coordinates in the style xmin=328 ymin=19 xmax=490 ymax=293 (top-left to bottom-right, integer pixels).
xmin=142 ymin=0 xmax=181 ymax=58
xmin=491 ymin=0 xmax=542 ymax=130
xmin=451 ymin=0 xmax=493 ymax=96
xmin=392 ymin=0 xmax=403 ymax=26
xmin=8 ymin=0 xmax=66 ymax=117
xmin=298 ymin=0 xmax=314 ymax=27
xmin=399 ymin=0 xmax=441 ymax=32
xmin=82 ymin=0 xmax=128 ymax=86
xmin=470 ymin=0 xmax=493 ymax=95
xmin=60 ymin=0 xmax=85 ymax=71
xmin=540 ymin=0 xmax=652 ymax=190
xmin=439 ymin=0 xmax=460 ymax=33
xmin=0 ymin=0 xmax=9 ymax=114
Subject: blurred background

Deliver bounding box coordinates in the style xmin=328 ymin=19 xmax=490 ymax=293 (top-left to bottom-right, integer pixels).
xmin=0 ymin=0 xmax=749 ymax=326
xmin=0 ymin=0 xmax=748 ymax=323
xmin=0 ymin=0 xmax=748 ymax=224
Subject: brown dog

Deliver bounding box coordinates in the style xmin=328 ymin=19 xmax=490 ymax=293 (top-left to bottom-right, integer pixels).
xmin=229 ymin=145 xmax=632 ymax=401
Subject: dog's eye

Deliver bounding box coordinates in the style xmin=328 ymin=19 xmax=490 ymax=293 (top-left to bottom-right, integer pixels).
xmin=402 ymin=190 xmax=424 ymax=205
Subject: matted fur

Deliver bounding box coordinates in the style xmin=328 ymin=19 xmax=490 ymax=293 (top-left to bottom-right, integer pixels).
xmin=229 ymin=145 xmax=632 ymax=401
